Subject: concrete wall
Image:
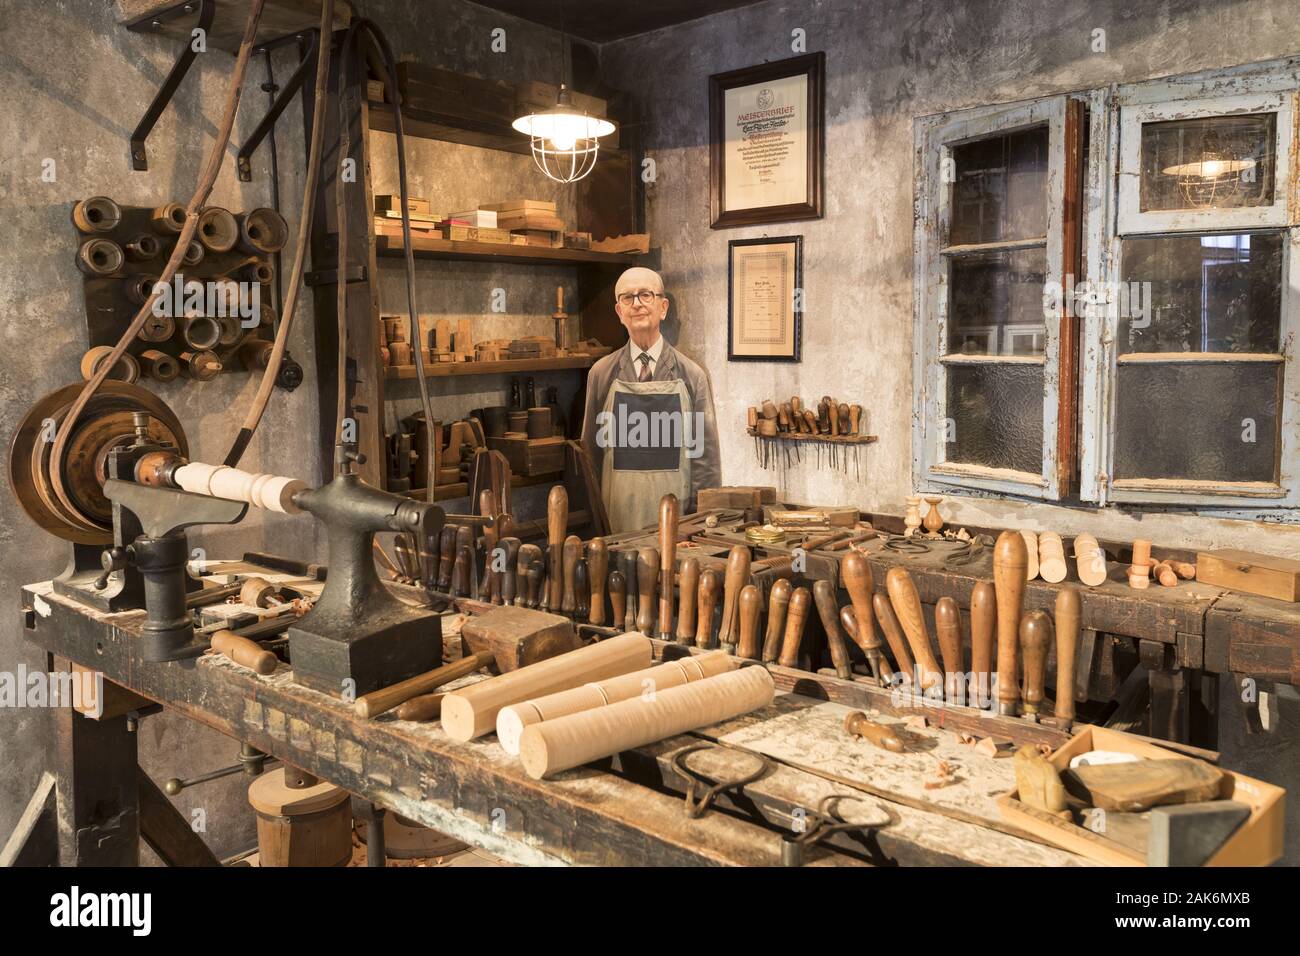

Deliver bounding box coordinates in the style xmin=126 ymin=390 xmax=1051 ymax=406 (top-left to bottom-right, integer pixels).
xmin=0 ymin=0 xmax=572 ymax=860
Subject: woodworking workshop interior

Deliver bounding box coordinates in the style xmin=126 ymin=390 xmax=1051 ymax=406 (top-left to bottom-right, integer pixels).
xmin=6 ymin=0 xmax=1300 ymax=887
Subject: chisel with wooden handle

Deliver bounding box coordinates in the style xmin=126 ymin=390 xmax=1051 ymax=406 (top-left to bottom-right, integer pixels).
xmin=736 ymin=585 xmax=763 ymax=660
xmin=844 ymin=711 xmax=904 ymax=752
xmin=1019 ymin=610 xmax=1052 ymax=718
xmin=676 ymin=556 xmax=699 ymax=645
xmin=696 ymin=568 xmax=721 ymax=649
xmin=515 ymin=543 xmax=541 ymax=606
xmin=813 ymin=579 xmax=853 ymax=679
xmin=993 ymin=531 xmax=1028 ymax=715
xmin=587 ymin=537 xmax=609 ymax=626
xmin=574 ymin=559 xmax=590 ymax=621
xmin=561 ymin=535 xmax=581 ymax=617
xmin=636 ymin=547 xmax=658 ymax=636
xmin=935 ymin=597 xmax=963 ymax=703
xmin=526 ymin=558 xmax=544 ymax=609
xmin=1054 ymin=587 xmax=1080 ymax=729
xmin=621 ymin=549 xmax=639 ymax=634
xmin=884 ymin=568 xmax=942 ymax=691
xmin=437 ymin=525 xmax=457 ymax=591
xmin=658 ymin=494 xmax=678 ymax=639
xmin=718 ymin=545 xmax=751 ymax=654
xmin=355 ymin=652 xmax=494 ymax=719
xmin=840 ymin=606 xmax=892 ymax=680
xmin=762 ymin=578 xmax=792 ymax=663
xmin=546 ymin=485 xmax=568 ymax=612
xmin=452 ymin=541 xmax=472 ymax=597
xmin=498 ymin=537 xmax=521 ymax=607
xmin=841 ymin=551 xmax=884 ymax=681
xmin=970 ymin=580 xmax=996 ymax=709
xmin=778 ymin=586 xmax=812 ymax=669
xmin=872 ymin=592 xmax=914 ymax=682
xmin=608 ymin=570 xmax=627 ymax=631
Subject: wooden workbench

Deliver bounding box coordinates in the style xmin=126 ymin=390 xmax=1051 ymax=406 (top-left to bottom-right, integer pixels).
xmin=20 ymin=558 xmax=1092 ymax=868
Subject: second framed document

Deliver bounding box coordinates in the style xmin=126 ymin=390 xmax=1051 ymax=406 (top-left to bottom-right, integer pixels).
xmin=728 ymin=236 xmax=802 ymax=363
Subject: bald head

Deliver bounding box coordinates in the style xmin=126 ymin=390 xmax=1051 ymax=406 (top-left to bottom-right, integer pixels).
xmin=615 ymin=267 xmax=664 ymax=297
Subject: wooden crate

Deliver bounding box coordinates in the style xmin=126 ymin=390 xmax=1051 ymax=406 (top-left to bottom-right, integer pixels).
xmin=1197 ymin=549 xmax=1300 ymax=602
xmin=998 ymin=725 xmax=1284 ymax=866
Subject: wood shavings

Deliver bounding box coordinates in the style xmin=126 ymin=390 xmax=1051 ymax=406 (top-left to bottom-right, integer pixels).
xmin=924 ymin=759 xmax=954 ymax=790
xmin=905 ymin=715 xmax=928 ymax=731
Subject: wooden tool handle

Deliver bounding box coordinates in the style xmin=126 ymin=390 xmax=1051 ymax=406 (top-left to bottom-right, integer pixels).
xmin=437 ymin=526 xmax=457 ymax=589
xmin=515 ymin=544 xmax=541 ymax=606
xmin=657 ymin=494 xmax=679 ymax=638
xmin=620 ymin=549 xmax=639 ymax=633
xmin=499 ymin=537 xmax=522 ymax=607
xmin=546 ymin=485 xmax=568 ymax=611
xmin=676 ymin=557 xmax=700 ymax=645
xmin=802 ymin=409 xmax=817 ymax=433
xmin=587 ymin=537 xmax=609 ymax=626
xmin=992 ymin=531 xmax=1028 ymax=715
xmin=837 ymin=403 xmax=850 ymax=436
xmin=762 ymin=579 xmax=792 ymax=663
xmin=872 ymin=592 xmax=914 ymax=680
xmin=935 ymin=596 xmax=963 ymax=687
xmin=736 ymin=585 xmax=763 ymax=660
xmin=636 ymin=547 xmax=658 ymax=636
xmin=884 ymin=568 xmax=942 ymax=690
xmin=1054 ymin=587 xmax=1080 ymax=727
xmin=561 ymin=535 xmax=581 ymax=616
xmin=969 ymin=580 xmax=996 ymax=707
xmin=452 ymin=542 xmax=472 ymax=597
xmin=574 ymin=559 xmax=590 ymax=620
xmin=1019 ymin=610 xmax=1052 ymax=716
xmin=828 ymin=402 xmax=840 ymax=436
xmin=840 ymin=551 xmax=882 ymax=674
xmin=395 ymin=693 xmax=444 ymax=722
xmin=355 ymin=651 xmax=494 ymax=719
xmin=813 ymin=579 xmax=853 ymax=679
xmin=1021 ymin=531 xmax=1039 ymax=582
xmin=778 ymin=586 xmax=811 ymax=669
xmin=526 ymin=560 xmax=544 ymax=608
xmin=211 ymin=630 xmax=277 ymax=675
xmin=696 ymin=568 xmax=721 ymax=649
xmin=608 ymin=570 xmax=627 ymax=630
xmin=848 ymin=404 xmax=861 ymax=435
xmin=843 ymin=711 xmax=904 ymax=752
xmin=717 ymin=545 xmax=751 ymax=653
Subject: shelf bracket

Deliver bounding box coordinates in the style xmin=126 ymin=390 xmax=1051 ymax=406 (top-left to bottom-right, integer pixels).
xmin=237 ymin=29 xmax=318 ymax=181
xmin=125 ymin=0 xmax=216 ymax=172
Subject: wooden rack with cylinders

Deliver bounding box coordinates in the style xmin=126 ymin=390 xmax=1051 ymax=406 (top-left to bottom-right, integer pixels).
xmin=745 ymin=395 xmax=878 ymax=474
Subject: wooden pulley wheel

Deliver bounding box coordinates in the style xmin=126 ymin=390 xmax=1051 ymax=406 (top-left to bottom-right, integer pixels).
xmin=9 ymin=381 xmax=187 ymax=544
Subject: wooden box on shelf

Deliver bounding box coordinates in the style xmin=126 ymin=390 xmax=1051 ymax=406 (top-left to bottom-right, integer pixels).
xmin=487 ymin=434 xmax=566 ymax=477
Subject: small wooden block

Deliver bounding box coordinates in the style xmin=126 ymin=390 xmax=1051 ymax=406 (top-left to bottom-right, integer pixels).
xmin=1196 ymin=549 xmax=1300 ymax=602
xmin=1063 ymin=758 xmax=1224 ymax=812
xmin=459 ymin=605 xmax=581 ymax=673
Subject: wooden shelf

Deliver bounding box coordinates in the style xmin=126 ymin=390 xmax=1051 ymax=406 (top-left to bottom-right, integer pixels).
xmin=386 ymin=351 xmax=611 ymax=380
xmin=402 ymin=470 xmax=563 ymax=502
xmin=374 ymin=234 xmax=638 ymax=267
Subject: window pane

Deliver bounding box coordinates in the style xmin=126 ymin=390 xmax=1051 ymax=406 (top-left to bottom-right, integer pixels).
xmin=945 ymin=363 xmax=1044 ymax=473
xmin=1118 ymin=232 xmax=1282 ymax=353
xmin=1114 ymin=362 xmax=1279 ymax=483
xmin=949 ymin=126 xmax=1048 ymax=245
xmin=948 ymin=247 xmax=1047 ymax=356
xmin=1139 ymin=113 xmax=1276 ymax=212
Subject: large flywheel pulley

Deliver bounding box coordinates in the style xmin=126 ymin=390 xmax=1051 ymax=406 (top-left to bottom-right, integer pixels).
xmin=10 ymin=381 xmax=188 ymax=545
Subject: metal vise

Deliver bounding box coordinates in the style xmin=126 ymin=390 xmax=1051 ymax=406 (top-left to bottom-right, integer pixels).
xmin=288 ymin=448 xmax=444 ymax=697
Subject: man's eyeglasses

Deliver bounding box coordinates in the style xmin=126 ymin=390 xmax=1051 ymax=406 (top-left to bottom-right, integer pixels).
xmin=616 ymin=290 xmax=663 ymax=307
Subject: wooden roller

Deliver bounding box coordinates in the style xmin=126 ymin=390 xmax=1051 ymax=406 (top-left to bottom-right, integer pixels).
xmin=993 ymin=531 xmax=1028 ymax=715
xmin=658 ymin=494 xmax=679 ymax=639
xmin=546 ymin=485 xmax=568 ymax=612
xmin=1074 ymin=533 xmax=1108 ymax=587
xmin=761 ymin=578 xmax=792 ymax=663
xmin=675 ymin=557 xmax=699 ymax=645
xmin=812 ymin=579 xmax=853 ymax=679
xmin=884 ymin=568 xmax=942 ymax=691
xmin=561 ymin=535 xmax=582 ymax=616
xmin=620 ymin=549 xmax=639 ymax=633
xmin=1038 ymin=531 xmax=1067 ymax=583
xmin=717 ymin=544 xmax=751 ymax=654
xmin=969 ymin=580 xmax=996 ymax=708
xmin=871 ymin=592 xmax=914 ymax=682
xmin=587 ymin=537 xmax=608 ymax=626
xmin=636 ymin=547 xmax=658 ymax=636
xmin=1019 ymin=610 xmax=1053 ymax=717
xmin=1054 ymin=587 xmax=1080 ymax=729
xmin=736 ymin=585 xmax=763 ymax=660
xmin=496 ymin=652 xmax=734 ymax=755
xmin=696 ymin=568 xmax=721 ymax=649
xmin=935 ymin=596 xmax=963 ymax=702
xmin=210 ymin=630 xmax=277 ymax=675
xmin=1021 ymin=531 xmax=1039 ymax=581
xmin=841 ymin=551 xmax=884 ymax=680
xmin=608 ymin=570 xmax=627 ymax=629
xmin=518 ymin=665 xmax=775 ymax=780
xmin=355 ymin=652 xmax=494 ymax=719
xmin=440 ymin=632 xmax=651 ymax=741
xmin=778 ymin=586 xmax=811 ymax=669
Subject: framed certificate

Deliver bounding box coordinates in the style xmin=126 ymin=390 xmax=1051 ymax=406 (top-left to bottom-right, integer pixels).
xmin=709 ymin=52 xmax=824 ymax=229
xmin=728 ymin=236 xmax=802 ymax=363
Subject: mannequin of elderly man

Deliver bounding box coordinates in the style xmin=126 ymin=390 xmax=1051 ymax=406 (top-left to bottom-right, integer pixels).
xmin=580 ymin=267 xmax=721 ymax=533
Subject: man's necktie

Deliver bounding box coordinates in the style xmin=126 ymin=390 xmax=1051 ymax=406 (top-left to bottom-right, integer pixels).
xmin=636 ymin=352 xmax=652 ymax=382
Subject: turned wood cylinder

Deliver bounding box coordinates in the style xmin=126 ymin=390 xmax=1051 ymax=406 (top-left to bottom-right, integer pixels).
xmin=676 ymin=557 xmax=700 ymax=644
xmin=1055 ymin=586 xmax=1081 ymax=727
xmin=993 ymin=531 xmax=1028 ymax=715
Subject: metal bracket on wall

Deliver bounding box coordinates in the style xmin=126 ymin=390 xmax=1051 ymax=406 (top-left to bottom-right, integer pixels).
xmin=124 ymin=0 xmax=216 ymax=172
xmin=237 ymin=29 xmax=319 ymax=181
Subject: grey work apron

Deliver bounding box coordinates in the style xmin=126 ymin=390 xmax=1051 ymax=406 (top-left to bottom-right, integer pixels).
xmin=599 ymin=378 xmax=693 ymax=534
